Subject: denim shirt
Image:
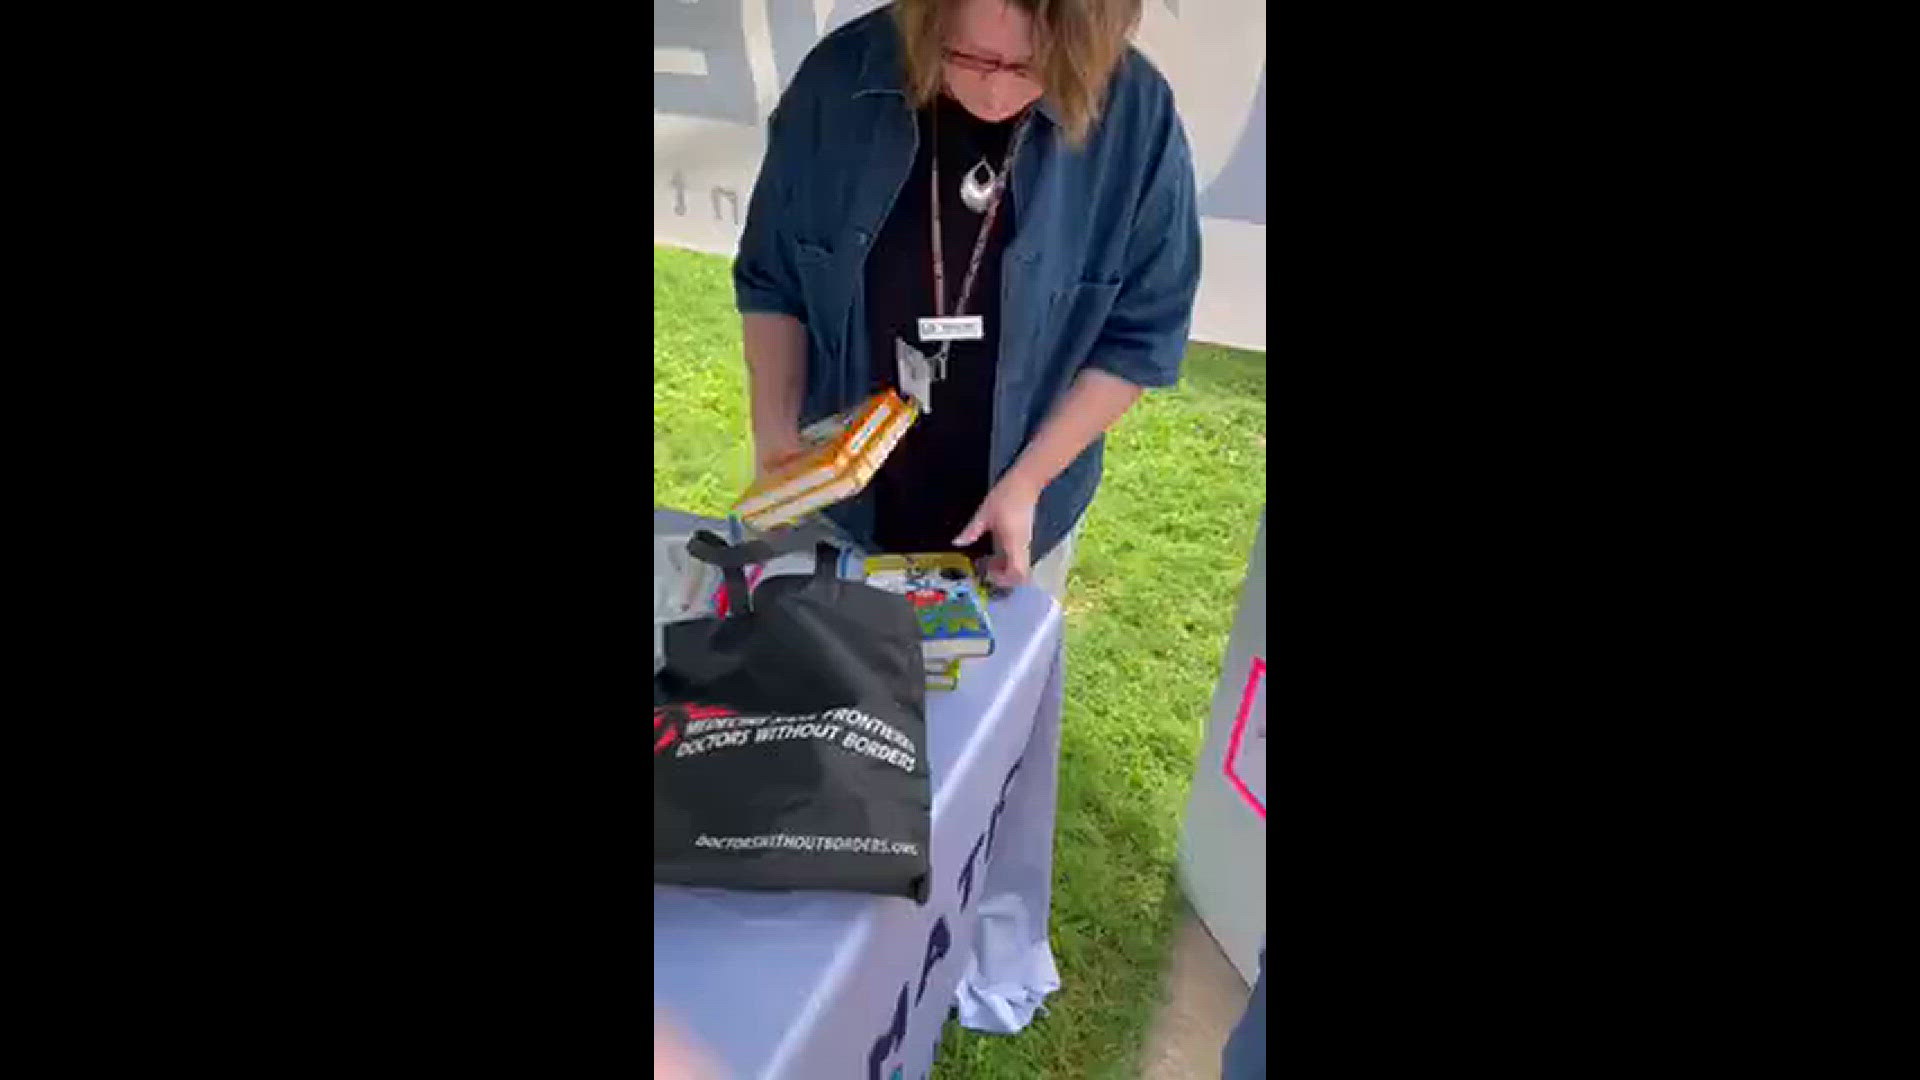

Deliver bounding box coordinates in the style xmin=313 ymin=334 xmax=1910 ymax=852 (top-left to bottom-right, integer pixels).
xmin=734 ymin=7 xmax=1201 ymax=563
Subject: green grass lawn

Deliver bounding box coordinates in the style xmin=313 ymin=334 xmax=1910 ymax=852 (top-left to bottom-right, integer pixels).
xmin=654 ymin=245 xmax=1266 ymax=1079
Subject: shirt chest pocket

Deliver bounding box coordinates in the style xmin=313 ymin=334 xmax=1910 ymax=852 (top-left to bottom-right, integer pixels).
xmin=1045 ymin=279 xmax=1122 ymax=366
xmin=794 ymin=238 xmax=834 ymax=269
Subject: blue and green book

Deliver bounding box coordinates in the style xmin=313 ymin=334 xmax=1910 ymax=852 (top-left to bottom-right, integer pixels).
xmin=862 ymin=553 xmax=995 ymax=663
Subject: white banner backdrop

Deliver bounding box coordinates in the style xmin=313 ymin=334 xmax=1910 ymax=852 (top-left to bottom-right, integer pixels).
xmin=654 ymin=0 xmax=1267 ymax=352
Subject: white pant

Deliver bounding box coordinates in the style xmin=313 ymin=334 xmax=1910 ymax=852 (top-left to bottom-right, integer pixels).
xmin=1027 ymin=518 xmax=1082 ymax=602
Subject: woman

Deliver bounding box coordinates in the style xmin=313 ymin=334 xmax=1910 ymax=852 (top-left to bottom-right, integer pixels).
xmin=734 ymin=0 xmax=1201 ymax=598
xmin=1222 ymin=946 xmax=1266 ymax=1078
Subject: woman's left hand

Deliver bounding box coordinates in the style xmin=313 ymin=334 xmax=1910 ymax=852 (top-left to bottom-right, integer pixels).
xmin=953 ymin=473 xmax=1041 ymax=587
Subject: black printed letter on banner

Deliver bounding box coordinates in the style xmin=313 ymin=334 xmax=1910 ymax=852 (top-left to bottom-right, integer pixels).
xmin=915 ymin=918 xmax=950 ymax=1006
xmin=867 ymin=984 xmax=908 ymax=1080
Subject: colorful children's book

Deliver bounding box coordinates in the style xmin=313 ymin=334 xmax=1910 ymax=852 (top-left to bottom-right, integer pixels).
xmin=732 ymin=390 xmax=916 ymax=530
xmin=863 ymin=553 xmax=995 ymax=662
xmin=925 ymin=659 xmax=961 ymax=692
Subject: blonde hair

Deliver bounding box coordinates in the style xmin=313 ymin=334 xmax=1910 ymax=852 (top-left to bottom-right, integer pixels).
xmin=892 ymin=0 xmax=1141 ymax=146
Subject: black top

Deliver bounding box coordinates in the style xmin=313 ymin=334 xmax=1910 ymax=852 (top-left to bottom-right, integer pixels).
xmin=863 ymin=93 xmax=1020 ymax=558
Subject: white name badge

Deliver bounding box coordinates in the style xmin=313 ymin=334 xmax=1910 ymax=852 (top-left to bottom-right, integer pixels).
xmin=918 ymin=315 xmax=986 ymax=343
xmin=896 ymin=337 xmax=934 ymax=414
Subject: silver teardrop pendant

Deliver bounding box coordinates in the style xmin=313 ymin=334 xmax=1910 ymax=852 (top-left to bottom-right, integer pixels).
xmin=958 ymin=158 xmax=997 ymax=213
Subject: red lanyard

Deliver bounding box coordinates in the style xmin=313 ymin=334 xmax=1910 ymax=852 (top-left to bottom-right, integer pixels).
xmin=928 ymin=105 xmax=1031 ymax=361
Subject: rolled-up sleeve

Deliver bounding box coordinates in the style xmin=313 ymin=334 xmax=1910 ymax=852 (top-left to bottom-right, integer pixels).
xmin=1085 ymin=109 xmax=1203 ymax=389
xmin=733 ymin=92 xmax=807 ymax=319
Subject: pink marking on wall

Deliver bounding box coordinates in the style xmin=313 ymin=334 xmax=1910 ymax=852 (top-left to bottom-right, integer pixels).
xmin=1223 ymin=655 xmax=1266 ymax=819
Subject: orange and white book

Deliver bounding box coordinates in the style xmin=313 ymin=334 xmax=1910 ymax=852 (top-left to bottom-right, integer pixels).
xmin=733 ymin=390 xmax=917 ymax=529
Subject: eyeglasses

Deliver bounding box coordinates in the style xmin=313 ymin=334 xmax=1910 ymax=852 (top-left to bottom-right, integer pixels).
xmin=942 ymin=46 xmax=1035 ymax=80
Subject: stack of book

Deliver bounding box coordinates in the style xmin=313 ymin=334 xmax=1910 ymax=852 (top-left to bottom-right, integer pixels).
xmin=732 ymin=390 xmax=917 ymax=531
xmin=862 ymin=553 xmax=995 ymax=692
xmin=924 ymin=659 xmax=963 ymax=692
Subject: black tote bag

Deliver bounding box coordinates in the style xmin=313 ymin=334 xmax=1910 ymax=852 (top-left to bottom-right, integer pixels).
xmin=653 ymin=526 xmax=933 ymax=902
